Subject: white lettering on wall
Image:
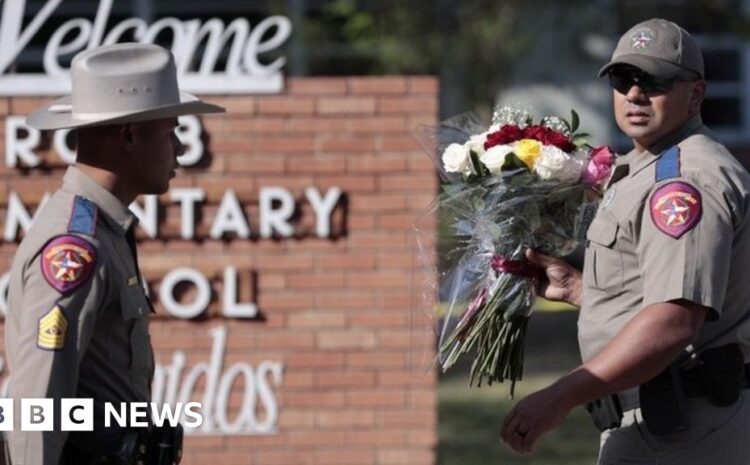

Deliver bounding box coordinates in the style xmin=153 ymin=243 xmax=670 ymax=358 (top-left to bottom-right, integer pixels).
xmin=170 ymin=188 xmax=206 ymax=240
xmin=157 ymin=326 xmax=284 ymax=435
xmin=53 ymin=129 xmax=76 ymax=164
xmin=176 ymin=115 xmax=203 ymax=166
xmin=129 ymin=195 xmax=159 ymax=239
xmin=3 ymin=192 xmax=49 ymax=242
xmin=306 ymin=187 xmax=342 ymax=238
xmin=259 ymin=187 xmax=295 ymax=238
xmin=5 ymin=115 xmax=204 ymax=169
xmin=0 ymin=265 xmax=259 ymax=320
xmin=0 ymin=326 xmax=283 ymax=435
xmin=0 ymin=0 xmax=292 ymax=95
xmin=0 ymin=0 xmax=62 ymax=75
xmin=5 ymin=116 xmax=41 ymax=168
xmin=159 ymin=267 xmax=212 ymax=319
xmin=210 ymin=189 xmax=251 ymax=240
xmin=0 ymin=120 xmax=344 ymax=322
xmin=222 ymin=266 xmax=257 ymax=318
xmin=2 ymin=188 xmax=342 ymax=243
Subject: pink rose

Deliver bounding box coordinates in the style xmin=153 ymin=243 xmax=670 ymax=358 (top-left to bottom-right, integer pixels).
xmin=582 ymin=145 xmax=615 ymax=187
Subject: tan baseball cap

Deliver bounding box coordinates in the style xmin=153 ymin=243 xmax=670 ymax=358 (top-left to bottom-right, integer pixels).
xmin=598 ymin=18 xmax=704 ymax=79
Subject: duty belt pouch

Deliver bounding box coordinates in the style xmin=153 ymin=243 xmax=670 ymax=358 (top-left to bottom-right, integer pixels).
xmin=639 ymin=364 xmax=689 ymax=436
xmin=585 ymin=395 xmax=623 ymax=432
xmin=112 ymin=429 xmax=143 ymax=465
xmin=147 ymin=424 xmax=184 ymax=465
xmin=698 ymin=344 xmax=743 ymax=406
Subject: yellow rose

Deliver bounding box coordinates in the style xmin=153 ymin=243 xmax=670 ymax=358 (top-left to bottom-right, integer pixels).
xmin=514 ymin=139 xmax=542 ymax=169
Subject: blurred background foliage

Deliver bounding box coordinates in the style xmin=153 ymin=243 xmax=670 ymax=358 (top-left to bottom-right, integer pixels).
xmin=277 ymin=0 xmax=750 ymax=120
xmin=285 ymin=0 xmax=589 ymax=120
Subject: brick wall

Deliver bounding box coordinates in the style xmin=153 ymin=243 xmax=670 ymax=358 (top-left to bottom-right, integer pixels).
xmin=0 ymin=76 xmax=439 ymax=465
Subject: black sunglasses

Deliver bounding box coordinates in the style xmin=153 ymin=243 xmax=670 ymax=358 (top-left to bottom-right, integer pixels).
xmin=607 ymin=69 xmax=677 ymax=95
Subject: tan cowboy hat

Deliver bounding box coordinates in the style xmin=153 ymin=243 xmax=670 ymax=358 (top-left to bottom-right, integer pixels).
xmin=26 ymin=42 xmax=225 ymax=130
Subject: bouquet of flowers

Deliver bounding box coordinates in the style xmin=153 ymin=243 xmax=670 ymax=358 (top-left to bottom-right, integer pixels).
xmin=416 ymin=106 xmax=614 ymax=394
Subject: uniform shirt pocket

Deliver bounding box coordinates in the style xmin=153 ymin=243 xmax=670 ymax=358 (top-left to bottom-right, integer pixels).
xmin=585 ymin=214 xmax=623 ymax=292
xmin=119 ymin=285 xmax=153 ymax=377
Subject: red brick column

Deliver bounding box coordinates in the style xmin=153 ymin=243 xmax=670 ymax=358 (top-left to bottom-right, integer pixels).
xmin=0 ymin=76 xmax=439 ymax=465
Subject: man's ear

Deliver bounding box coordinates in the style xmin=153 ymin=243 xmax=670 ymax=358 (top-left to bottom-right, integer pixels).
xmin=689 ymin=80 xmax=706 ymax=115
xmin=117 ymin=123 xmax=135 ymax=151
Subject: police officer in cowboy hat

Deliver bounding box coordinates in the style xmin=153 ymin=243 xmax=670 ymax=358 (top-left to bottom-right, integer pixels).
xmin=500 ymin=18 xmax=750 ymax=463
xmin=5 ymin=42 xmax=224 ymax=465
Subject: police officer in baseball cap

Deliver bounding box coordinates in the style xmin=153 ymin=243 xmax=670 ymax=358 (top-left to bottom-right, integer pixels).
xmin=5 ymin=43 xmax=224 ymax=465
xmin=501 ymin=18 xmax=750 ymax=463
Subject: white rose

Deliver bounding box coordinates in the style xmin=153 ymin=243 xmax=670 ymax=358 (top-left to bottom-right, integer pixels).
xmin=534 ymin=145 xmax=585 ymax=182
xmin=466 ymin=133 xmax=488 ymax=156
xmin=442 ymin=143 xmax=471 ymax=173
xmin=479 ymin=144 xmax=513 ymax=174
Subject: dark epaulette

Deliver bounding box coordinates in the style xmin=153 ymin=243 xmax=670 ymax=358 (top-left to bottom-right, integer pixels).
xmin=655 ymin=146 xmax=681 ymax=182
xmin=66 ymin=196 xmax=98 ymax=236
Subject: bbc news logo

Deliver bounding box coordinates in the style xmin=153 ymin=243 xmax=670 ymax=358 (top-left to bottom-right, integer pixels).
xmin=0 ymin=399 xmax=202 ymax=431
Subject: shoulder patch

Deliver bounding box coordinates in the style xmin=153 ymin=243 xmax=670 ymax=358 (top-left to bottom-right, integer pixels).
xmin=37 ymin=304 xmax=68 ymax=350
xmin=41 ymin=235 xmax=97 ymax=294
xmin=67 ymin=196 xmax=98 ymax=236
xmin=649 ymin=181 xmax=702 ymax=239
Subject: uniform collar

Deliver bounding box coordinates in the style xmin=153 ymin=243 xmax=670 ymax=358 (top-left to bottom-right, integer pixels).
xmin=605 ymin=155 xmax=631 ymax=189
xmin=628 ymin=114 xmax=704 ymax=178
xmin=61 ymin=166 xmax=137 ymax=234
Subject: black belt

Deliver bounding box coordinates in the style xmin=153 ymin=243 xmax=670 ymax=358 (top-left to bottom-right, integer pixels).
xmin=616 ymin=362 xmax=750 ymax=412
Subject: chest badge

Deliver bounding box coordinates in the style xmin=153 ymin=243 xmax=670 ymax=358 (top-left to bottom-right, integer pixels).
xmin=649 ymin=182 xmax=702 ymax=239
xmin=630 ymin=27 xmax=655 ymax=50
xmin=41 ymin=235 xmax=97 ymax=294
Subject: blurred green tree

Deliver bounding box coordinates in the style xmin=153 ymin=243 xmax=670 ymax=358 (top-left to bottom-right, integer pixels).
xmin=289 ymin=0 xmax=556 ymax=118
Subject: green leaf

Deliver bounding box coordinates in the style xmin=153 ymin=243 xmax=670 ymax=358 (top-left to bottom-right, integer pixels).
xmin=469 ymin=150 xmax=490 ymax=177
xmin=572 ymin=135 xmax=589 ymax=148
xmin=570 ymin=109 xmax=580 ymax=133
xmin=501 ymin=153 xmax=529 ymax=173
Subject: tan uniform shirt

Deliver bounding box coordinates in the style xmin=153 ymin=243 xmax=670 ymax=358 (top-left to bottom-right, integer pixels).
xmin=6 ymin=167 xmax=154 ymax=465
xmin=579 ymin=115 xmax=750 ymax=362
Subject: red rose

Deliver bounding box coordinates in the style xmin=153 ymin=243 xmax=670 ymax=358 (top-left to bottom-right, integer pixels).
xmin=522 ymin=125 xmax=549 ymax=142
xmin=522 ymin=125 xmax=576 ymax=152
xmin=543 ymin=131 xmax=576 ymax=152
xmin=484 ymin=124 xmax=524 ymax=149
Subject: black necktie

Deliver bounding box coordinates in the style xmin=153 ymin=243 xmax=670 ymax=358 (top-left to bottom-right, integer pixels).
xmin=126 ymin=225 xmax=155 ymax=313
xmin=125 ymin=225 xmax=141 ymax=280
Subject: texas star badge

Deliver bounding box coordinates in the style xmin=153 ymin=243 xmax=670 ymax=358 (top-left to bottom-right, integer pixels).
xmin=649 ymin=182 xmax=702 ymax=239
xmin=41 ymin=235 xmax=97 ymax=294
xmin=37 ymin=305 xmax=68 ymax=350
xmin=630 ymin=27 xmax=655 ymax=50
